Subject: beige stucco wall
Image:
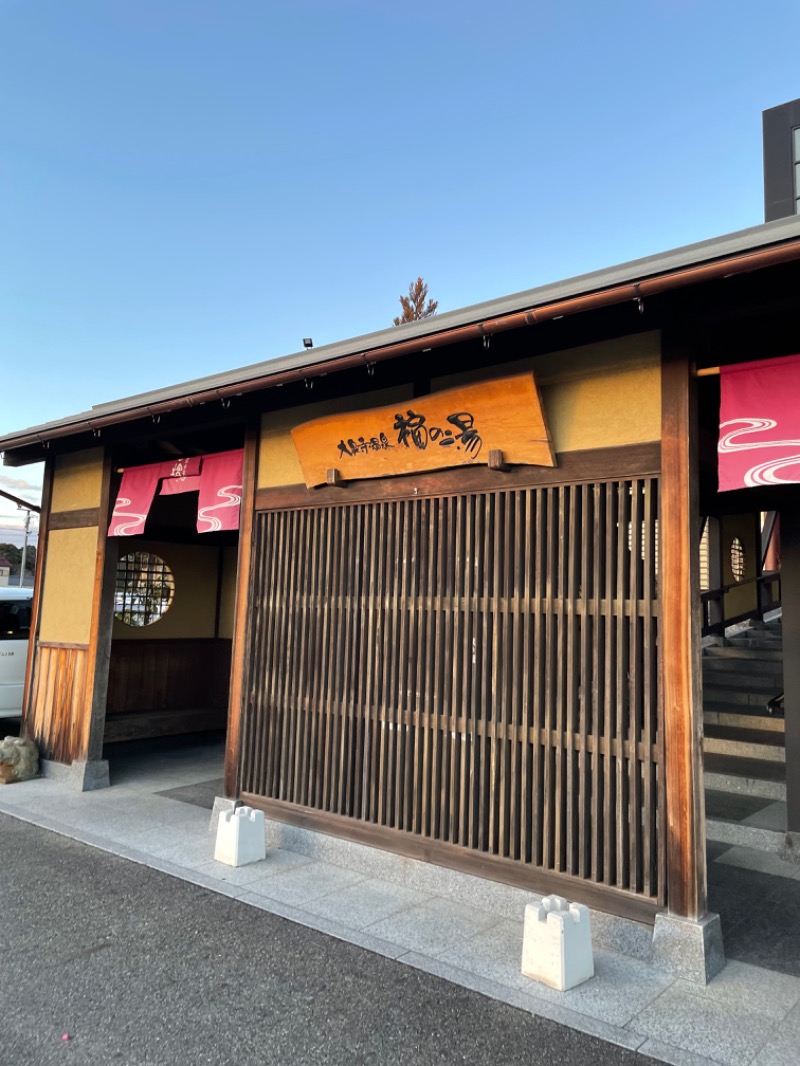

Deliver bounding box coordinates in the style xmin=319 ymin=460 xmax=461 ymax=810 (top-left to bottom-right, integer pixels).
xmin=257 ymin=334 xmax=661 ymax=487
xmin=111 ymin=541 xmax=222 ymax=640
xmin=50 ymin=448 xmax=105 ymax=512
xmin=258 ymin=385 xmax=414 ymax=488
xmin=38 ymin=527 xmax=98 ymax=645
xmin=217 ymin=545 xmax=239 ymax=639
xmin=430 ymin=332 xmax=661 ymax=453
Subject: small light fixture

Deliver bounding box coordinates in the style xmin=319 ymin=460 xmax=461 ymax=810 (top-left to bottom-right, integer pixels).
xmin=303 ymin=338 xmax=313 ymax=349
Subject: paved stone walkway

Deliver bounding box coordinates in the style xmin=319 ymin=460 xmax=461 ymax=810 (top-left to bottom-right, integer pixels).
xmin=1 ymin=736 xmax=799 ymax=1066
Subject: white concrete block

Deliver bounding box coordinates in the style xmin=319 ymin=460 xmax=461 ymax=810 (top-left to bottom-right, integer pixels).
xmin=214 ymin=805 xmax=266 ymax=867
xmin=521 ymin=894 xmax=594 ymax=991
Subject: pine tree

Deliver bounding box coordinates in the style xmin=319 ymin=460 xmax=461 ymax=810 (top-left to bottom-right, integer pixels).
xmin=393 ymin=277 xmax=438 ymax=325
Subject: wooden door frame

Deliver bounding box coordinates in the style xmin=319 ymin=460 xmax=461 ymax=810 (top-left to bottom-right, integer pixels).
xmin=223 ymin=419 xmax=260 ymax=797
xmin=660 ymin=336 xmax=708 ymax=920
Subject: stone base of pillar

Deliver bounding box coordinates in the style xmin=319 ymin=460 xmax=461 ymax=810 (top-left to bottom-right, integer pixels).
xmin=41 ymin=758 xmax=110 ymax=792
xmin=208 ymin=795 xmax=242 ymax=832
xmin=651 ymin=912 xmax=725 ymax=985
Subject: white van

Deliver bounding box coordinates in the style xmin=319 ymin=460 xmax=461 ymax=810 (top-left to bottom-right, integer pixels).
xmin=0 ymin=586 xmax=33 ymax=719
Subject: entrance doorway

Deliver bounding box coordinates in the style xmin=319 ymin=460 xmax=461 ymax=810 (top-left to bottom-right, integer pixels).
xmin=96 ymin=429 xmax=245 ymax=785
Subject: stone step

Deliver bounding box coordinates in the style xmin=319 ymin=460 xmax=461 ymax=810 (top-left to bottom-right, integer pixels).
xmin=742 ymin=620 xmax=782 ymax=632
xmin=703 ymin=752 xmax=786 ymax=801
xmin=703 ymin=645 xmax=784 ymax=662
xmin=705 ymin=818 xmax=799 ymax=861
xmin=702 ymin=656 xmax=783 ymax=678
xmin=725 ymin=635 xmax=783 ymax=650
xmin=704 ymin=708 xmax=785 ymax=733
xmin=703 ymin=727 xmax=785 ymax=762
xmin=702 ymin=685 xmax=783 ymax=709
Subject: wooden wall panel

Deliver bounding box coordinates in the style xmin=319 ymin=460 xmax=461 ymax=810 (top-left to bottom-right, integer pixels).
xmin=240 ymin=471 xmax=665 ymax=911
xmin=27 ymin=643 xmax=90 ymax=763
xmin=106 ymin=638 xmax=232 ymax=714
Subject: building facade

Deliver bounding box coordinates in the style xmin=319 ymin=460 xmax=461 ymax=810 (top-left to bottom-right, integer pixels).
xmin=4 ymin=216 xmax=800 ymax=971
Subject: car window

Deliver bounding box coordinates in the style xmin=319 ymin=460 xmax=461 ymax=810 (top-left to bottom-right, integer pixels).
xmin=0 ymin=601 xmax=32 ymax=640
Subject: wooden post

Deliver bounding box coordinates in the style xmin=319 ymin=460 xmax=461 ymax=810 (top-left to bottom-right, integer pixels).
xmin=224 ymin=421 xmax=259 ymax=798
xmin=83 ymin=452 xmax=117 ymax=763
xmin=777 ymin=505 xmax=800 ymax=833
xmin=661 ymin=341 xmax=708 ymax=920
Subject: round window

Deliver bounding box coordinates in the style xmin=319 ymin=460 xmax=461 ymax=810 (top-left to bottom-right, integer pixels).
xmin=114 ymin=552 xmax=175 ymax=627
xmin=730 ymin=537 xmax=746 ymax=583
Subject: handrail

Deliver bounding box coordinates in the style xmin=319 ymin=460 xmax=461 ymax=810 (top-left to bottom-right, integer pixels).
xmin=701 ymin=571 xmax=780 ymax=602
xmin=701 ymin=571 xmax=781 ymax=636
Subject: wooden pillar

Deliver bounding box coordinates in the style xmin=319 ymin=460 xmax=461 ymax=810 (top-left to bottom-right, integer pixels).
xmin=80 ymin=452 xmax=116 ymax=764
xmin=777 ymin=505 xmax=800 ymax=833
xmin=661 ymin=341 xmax=708 ymax=919
xmin=224 ymin=421 xmax=260 ymax=798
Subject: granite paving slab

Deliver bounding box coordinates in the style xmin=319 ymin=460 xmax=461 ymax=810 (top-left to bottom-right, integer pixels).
xmin=628 ymin=983 xmax=780 ymax=1066
xmin=156 ymin=777 xmax=224 ymax=810
xmin=300 ymin=875 xmax=427 ymax=929
xmin=241 ymin=859 xmax=366 ymax=906
xmin=365 ymin=897 xmax=504 ymax=957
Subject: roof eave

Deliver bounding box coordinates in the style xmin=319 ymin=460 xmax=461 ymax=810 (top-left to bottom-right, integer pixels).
xmin=4 ymin=214 xmax=800 ymax=459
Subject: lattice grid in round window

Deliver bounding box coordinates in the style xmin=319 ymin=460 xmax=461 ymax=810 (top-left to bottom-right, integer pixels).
xmin=114 ymin=552 xmax=175 ymax=627
xmin=730 ymin=537 xmax=746 ymax=583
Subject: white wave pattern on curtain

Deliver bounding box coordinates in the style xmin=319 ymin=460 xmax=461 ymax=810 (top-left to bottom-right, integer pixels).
xmin=718 ymin=354 xmax=800 ymax=492
xmin=718 ymin=417 xmax=800 ymax=486
xmin=196 ymin=449 xmax=244 ymax=533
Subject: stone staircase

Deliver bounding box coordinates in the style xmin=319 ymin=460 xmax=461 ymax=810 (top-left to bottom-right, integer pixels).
xmin=702 ymin=617 xmax=793 ymax=858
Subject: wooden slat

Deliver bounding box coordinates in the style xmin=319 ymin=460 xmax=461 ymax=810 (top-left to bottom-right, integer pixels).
xmin=238 ymin=463 xmax=665 ymax=914
xmin=106 ymin=639 xmax=232 ymax=714
xmin=28 ymin=643 xmax=89 ymax=763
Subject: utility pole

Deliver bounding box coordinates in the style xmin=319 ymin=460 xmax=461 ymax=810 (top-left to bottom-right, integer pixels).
xmin=18 ymin=508 xmax=32 ymax=586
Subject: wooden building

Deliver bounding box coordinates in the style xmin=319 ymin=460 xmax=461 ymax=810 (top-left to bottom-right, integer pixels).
xmin=4 ymin=215 xmax=800 ymax=970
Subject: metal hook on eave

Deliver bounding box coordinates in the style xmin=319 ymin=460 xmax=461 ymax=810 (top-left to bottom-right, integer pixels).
xmin=633 ymin=282 xmax=645 ymax=315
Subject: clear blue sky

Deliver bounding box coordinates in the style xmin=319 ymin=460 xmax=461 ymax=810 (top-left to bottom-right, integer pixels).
xmin=2 ymin=0 xmax=800 ymax=541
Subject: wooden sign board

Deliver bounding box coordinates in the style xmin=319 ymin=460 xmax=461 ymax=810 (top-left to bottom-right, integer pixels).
xmin=291 ymin=372 xmax=555 ymax=488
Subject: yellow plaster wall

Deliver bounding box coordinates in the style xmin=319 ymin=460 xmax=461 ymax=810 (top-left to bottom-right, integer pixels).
xmin=50 ymin=448 xmax=105 ymax=512
xmin=257 ymin=336 xmax=661 ymax=486
xmin=112 ymin=541 xmax=220 ymax=640
xmin=258 ymin=385 xmax=414 ymax=488
xmin=217 ymin=545 xmax=238 ymax=639
xmin=38 ymin=527 xmax=98 ymax=645
xmin=430 ymin=332 xmax=661 ymax=453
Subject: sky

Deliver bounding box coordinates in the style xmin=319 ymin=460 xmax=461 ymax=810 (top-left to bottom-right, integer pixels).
xmin=2 ymin=0 xmax=800 ymax=544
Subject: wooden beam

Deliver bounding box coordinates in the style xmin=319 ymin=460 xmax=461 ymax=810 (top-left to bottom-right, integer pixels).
xmin=256 ymin=442 xmax=661 ymax=512
xmin=240 ymin=793 xmax=661 ymax=926
xmin=661 ymin=339 xmax=708 ymax=919
xmin=777 ymin=504 xmax=800 ymax=833
xmin=224 ymin=420 xmax=259 ymax=798
xmin=49 ymin=507 xmax=101 ymax=530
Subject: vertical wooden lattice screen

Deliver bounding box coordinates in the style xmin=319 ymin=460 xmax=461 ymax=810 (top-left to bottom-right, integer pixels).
xmin=241 ymin=477 xmax=664 ymax=904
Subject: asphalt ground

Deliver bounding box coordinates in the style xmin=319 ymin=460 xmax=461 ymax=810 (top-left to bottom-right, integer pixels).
xmin=0 ymin=813 xmax=661 ymax=1066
